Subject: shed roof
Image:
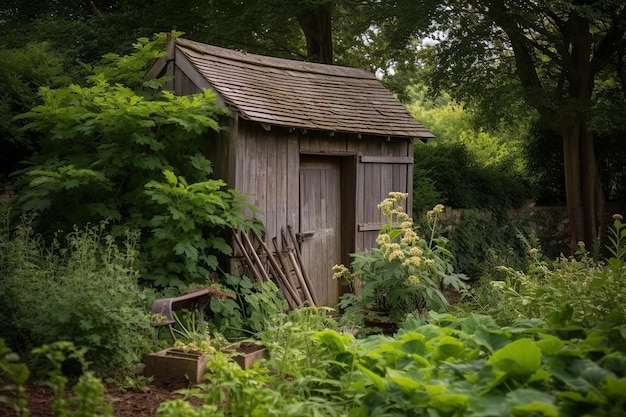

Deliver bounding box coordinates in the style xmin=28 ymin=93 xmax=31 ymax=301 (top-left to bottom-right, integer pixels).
xmin=173 ymin=38 xmax=434 ymax=140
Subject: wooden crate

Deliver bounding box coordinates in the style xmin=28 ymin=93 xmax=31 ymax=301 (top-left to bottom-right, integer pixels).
xmin=221 ymin=342 xmax=266 ymax=369
xmin=143 ymin=348 xmax=208 ymax=384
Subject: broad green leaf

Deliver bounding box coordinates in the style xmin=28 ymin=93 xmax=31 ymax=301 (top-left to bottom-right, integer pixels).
xmin=506 ymin=389 xmax=557 ymax=417
xmin=429 ymin=393 xmax=469 ymax=414
xmin=386 ymin=369 xmax=422 ymax=393
xmin=535 ymin=334 xmax=564 ymax=356
xmin=488 ymin=339 xmax=541 ymax=379
xmin=209 ymin=237 xmax=232 ymax=255
xmin=468 ymin=326 xmax=511 ymax=354
xmin=603 ymin=377 xmax=626 ymax=400
xmin=163 ymin=170 xmax=178 ymax=185
xmin=312 ymin=329 xmax=352 ymax=353
xmin=432 ymin=336 xmax=466 ymax=362
xmin=356 ymin=365 xmax=386 ymax=393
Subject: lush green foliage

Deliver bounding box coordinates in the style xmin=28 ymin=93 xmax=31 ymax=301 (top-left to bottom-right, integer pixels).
xmin=1 ymin=340 xmax=113 ymax=417
xmin=413 ymin=141 xmax=530 ymax=214
xmin=159 ymin=312 xmax=626 ymax=416
xmin=0 ymin=208 xmax=156 ymax=375
xmin=459 ymin=215 xmax=626 ymax=351
xmin=411 ymin=137 xmax=533 ymax=278
xmin=406 ymin=86 xmax=528 ymax=170
xmin=336 ymin=193 xmax=467 ymax=324
xmin=12 ymin=34 xmax=258 ymax=292
xmin=143 ymin=168 xmax=259 ymax=291
xmin=0 ymin=42 xmax=70 ymax=186
xmin=33 ymin=342 xmax=113 ymax=417
xmin=442 ymin=208 xmax=534 ymax=279
xmin=206 ymin=275 xmax=288 ymax=341
xmin=0 ymin=339 xmax=30 ymax=416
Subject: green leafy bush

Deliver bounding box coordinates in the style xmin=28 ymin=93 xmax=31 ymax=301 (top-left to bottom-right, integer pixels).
xmin=0 ymin=42 xmax=70 ymax=186
xmin=442 ymin=208 xmax=533 ymax=278
xmin=413 ymin=141 xmax=530 ymax=214
xmin=12 ymin=33 xmax=257 ymax=292
xmin=459 ymin=215 xmax=626 ymax=350
xmin=0 ymin=339 xmax=30 ymax=416
xmin=0 ymin=209 xmax=156 ymax=375
xmin=143 ymin=167 xmax=259 ymax=291
xmin=336 ymin=193 xmax=467 ymax=324
xmin=159 ymin=313 xmax=626 ymax=416
xmin=33 ymin=342 xmax=113 ymax=417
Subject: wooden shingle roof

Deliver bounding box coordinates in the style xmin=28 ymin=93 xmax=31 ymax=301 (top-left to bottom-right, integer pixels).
xmin=174 ymin=38 xmax=434 ymax=139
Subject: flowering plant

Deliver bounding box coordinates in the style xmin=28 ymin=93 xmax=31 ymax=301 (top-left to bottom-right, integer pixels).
xmin=335 ymin=192 xmax=467 ymax=323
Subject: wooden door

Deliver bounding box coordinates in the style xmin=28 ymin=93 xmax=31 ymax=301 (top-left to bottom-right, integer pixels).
xmin=299 ymin=157 xmax=342 ymax=306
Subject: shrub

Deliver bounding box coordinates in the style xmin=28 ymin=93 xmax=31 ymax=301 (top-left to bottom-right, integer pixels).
xmin=11 ymin=33 xmax=258 ymax=292
xmin=413 ymin=141 xmax=530 ymax=214
xmin=336 ymin=193 xmax=467 ymax=324
xmin=442 ymin=208 xmax=533 ymax=279
xmin=0 ymin=208 xmax=156 ymax=375
xmin=458 ymin=215 xmax=626 ymax=350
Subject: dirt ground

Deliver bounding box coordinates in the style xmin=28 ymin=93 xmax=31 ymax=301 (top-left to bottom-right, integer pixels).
xmin=1 ymin=380 xmax=197 ymax=417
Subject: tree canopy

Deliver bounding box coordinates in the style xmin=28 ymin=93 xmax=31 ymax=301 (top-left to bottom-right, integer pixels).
xmin=378 ymin=0 xmax=626 ymax=246
xmin=2 ymin=0 xmax=626 ymax=248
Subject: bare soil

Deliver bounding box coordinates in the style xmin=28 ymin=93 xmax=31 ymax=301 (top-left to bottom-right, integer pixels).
xmin=1 ymin=379 xmax=197 ymax=417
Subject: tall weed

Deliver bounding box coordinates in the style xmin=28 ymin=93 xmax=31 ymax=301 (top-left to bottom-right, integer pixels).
xmin=0 ymin=208 xmax=156 ymax=375
xmin=458 ymin=215 xmax=626 ymax=350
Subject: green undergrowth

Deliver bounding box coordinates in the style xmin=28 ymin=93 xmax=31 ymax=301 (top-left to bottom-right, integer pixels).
xmin=457 ymin=214 xmax=626 ymax=352
xmin=0 ymin=208 xmax=157 ymax=376
xmin=158 ymin=312 xmax=626 ymax=417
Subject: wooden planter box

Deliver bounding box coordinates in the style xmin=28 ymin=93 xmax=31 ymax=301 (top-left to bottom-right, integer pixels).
xmin=143 ymin=348 xmax=208 ymax=384
xmin=221 ymin=342 xmax=267 ymax=369
xmin=143 ymin=342 xmax=267 ymax=384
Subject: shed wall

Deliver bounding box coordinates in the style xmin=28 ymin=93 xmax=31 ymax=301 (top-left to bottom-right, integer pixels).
xmin=170 ymin=58 xmax=415 ymax=303
xmin=212 ymin=121 xmax=413 ymax=255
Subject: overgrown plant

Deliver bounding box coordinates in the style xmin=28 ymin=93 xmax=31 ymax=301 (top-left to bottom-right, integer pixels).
xmin=336 ymin=193 xmax=467 ymax=324
xmin=0 ymin=339 xmax=30 ymax=417
xmin=0 ymin=210 xmax=156 ymax=375
xmin=460 ymin=216 xmax=626 ymax=350
xmin=607 ymin=213 xmax=626 ymax=271
xmin=11 ymin=33 xmax=256 ymax=292
xmin=143 ymin=166 xmax=260 ymax=291
xmin=207 ymin=275 xmax=288 ymax=340
xmin=158 ymin=312 xmax=626 ymax=416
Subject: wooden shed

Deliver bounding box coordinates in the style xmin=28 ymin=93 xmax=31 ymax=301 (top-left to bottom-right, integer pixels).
xmin=149 ymin=36 xmax=434 ymax=306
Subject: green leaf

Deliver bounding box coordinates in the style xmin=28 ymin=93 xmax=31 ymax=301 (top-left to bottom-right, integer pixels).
xmin=431 ymin=336 xmax=466 ymax=362
xmin=386 ymin=369 xmax=422 ymax=393
xmin=488 ymin=339 xmax=541 ymax=379
xmin=209 ymin=237 xmax=232 ymax=255
xmin=173 ymin=241 xmax=198 ymax=261
xmin=312 ymin=329 xmax=352 ymax=354
xmin=506 ymin=389 xmax=556 ymax=415
xmin=535 ymin=334 xmax=564 ymax=356
xmin=163 ymin=170 xmax=178 ymax=185
xmin=356 ymin=365 xmax=386 ymax=393
xmin=603 ymin=377 xmax=626 ymax=400
xmin=430 ymin=393 xmax=469 ymax=414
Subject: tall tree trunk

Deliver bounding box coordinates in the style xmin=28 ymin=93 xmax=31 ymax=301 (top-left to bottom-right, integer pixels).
xmin=296 ymin=3 xmax=333 ymax=64
xmin=561 ymin=119 xmax=603 ymax=250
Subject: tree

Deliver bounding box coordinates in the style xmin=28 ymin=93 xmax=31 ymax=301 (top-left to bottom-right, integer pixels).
xmin=383 ymin=0 xmax=626 ymax=247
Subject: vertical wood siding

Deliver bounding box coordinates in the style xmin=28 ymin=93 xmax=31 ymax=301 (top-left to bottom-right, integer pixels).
xmin=169 ymin=59 xmax=415 ymax=304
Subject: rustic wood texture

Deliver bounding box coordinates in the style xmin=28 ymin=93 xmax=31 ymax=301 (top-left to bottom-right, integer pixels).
xmin=174 ymin=38 xmax=434 ymax=139
xmin=299 ymin=156 xmax=342 ymax=306
xmin=153 ymin=37 xmax=427 ymax=308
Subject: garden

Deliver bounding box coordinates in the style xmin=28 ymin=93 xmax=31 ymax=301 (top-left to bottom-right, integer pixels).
xmin=2 ymin=193 xmax=625 ymax=416
xmin=1 ymin=28 xmax=626 ymax=416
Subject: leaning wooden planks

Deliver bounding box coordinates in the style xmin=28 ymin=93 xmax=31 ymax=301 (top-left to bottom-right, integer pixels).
xmin=232 ymin=227 xmax=318 ymax=310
